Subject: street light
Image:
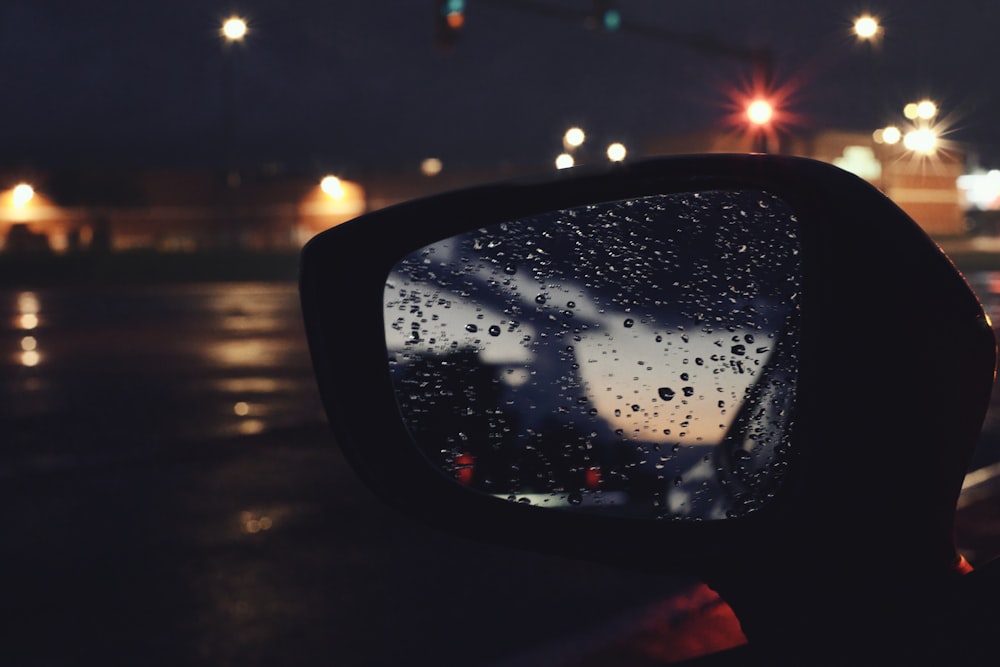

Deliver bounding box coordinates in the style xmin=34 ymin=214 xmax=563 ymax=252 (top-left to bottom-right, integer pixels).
xmin=873 ymin=126 xmax=902 ymax=145
xmin=903 ymin=127 xmax=939 ymax=156
xmin=12 ymin=183 xmax=34 ymax=209
xmin=321 ymin=176 xmax=345 ymax=199
xmin=745 ymin=98 xmax=774 ymax=152
xmin=606 ymin=142 xmax=627 ymax=162
xmin=904 ymin=100 xmax=938 ymax=121
xmin=564 ymin=127 xmax=586 ymax=150
xmin=746 ymin=99 xmax=774 ymax=126
xmin=222 ymin=17 xmax=248 ymax=42
xmin=853 ymin=15 xmax=880 ymax=40
xmin=556 ymin=153 xmax=575 ymax=169
xmin=421 ymin=158 xmax=443 ymax=177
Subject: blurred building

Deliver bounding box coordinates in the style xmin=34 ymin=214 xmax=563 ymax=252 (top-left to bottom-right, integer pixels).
xmin=0 ymin=167 xmax=365 ymax=254
xmin=645 ymin=128 xmax=968 ymax=237
xmin=0 ymin=129 xmax=980 ymax=254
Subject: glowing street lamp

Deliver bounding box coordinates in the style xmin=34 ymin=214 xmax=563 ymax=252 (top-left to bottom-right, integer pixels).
xmin=746 ymin=99 xmax=774 ymax=127
xmin=904 ymin=99 xmax=938 ymax=121
xmin=745 ymin=99 xmax=774 ymax=152
xmin=421 ymin=158 xmax=443 ymax=177
xmin=606 ymin=142 xmax=627 ymax=162
xmin=556 ymin=153 xmax=575 ymax=170
xmin=320 ymin=175 xmax=345 ymax=199
xmin=564 ymin=127 xmax=586 ymax=150
xmin=853 ymin=15 xmax=880 ymax=40
xmin=903 ymin=127 xmax=939 ymax=156
xmin=873 ymin=126 xmax=902 ymax=145
xmin=219 ymin=15 xmax=251 ymax=199
xmin=11 ymin=183 xmax=34 ymax=209
xmin=222 ymin=17 xmax=248 ymax=42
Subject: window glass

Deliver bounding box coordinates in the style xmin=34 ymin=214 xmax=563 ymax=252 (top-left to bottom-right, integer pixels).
xmin=384 ymin=190 xmax=802 ymax=520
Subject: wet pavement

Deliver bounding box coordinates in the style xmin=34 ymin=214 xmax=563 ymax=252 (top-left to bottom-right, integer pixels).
xmin=3 ymin=422 xmax=696 ymax=666
xmin=0 ymin=282 xmax=691 ymax=666
xmin=3 ymin=279 xmax=999 ymax=666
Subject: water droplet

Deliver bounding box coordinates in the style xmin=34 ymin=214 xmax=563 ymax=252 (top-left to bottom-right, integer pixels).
xmin=568 ymin=493 xmax=583 ymax=505
xmin=682 ymin=387 xmax=694 ymax=397
xmin=695 ymin=357 xmax=704 ymax=366
xmin=488 ymin=325 xmax=501 ymax=337
xmin=731 ymin=344 xmax=746 ymax=356
xmin=658 ymin=387 xmax=675 ymax=401
xmin=466 ymin=324 xmax=478 ymax=333
xmin=631 ymin=404 xmax=641 ymax=412
xmin=624 ymin=318 xmax=634 ymax=328
xmin=535 ymin=294 xmax=547 ymax=305
xmin=680 ymin=372 xmax=689 ymax=381
xmin=504 ymin=264 xmax=517 ymax=275
xmin=567 ymin=301 xmax=576 ymax=308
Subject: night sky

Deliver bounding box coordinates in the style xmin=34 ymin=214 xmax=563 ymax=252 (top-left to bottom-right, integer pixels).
xmin=3 ymin=1 xmax=999 ymax=175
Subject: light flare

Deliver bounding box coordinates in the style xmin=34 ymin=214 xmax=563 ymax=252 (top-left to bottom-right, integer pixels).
xmin=12 ymin=183 xmax=34 ymax=208
xmin=221 ymin=17 xmax=248 ymax=41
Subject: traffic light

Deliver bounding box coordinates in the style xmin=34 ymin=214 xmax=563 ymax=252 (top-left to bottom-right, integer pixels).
xmin=589 ymin=0 xmax=621 ymax=31
xmin=435 ymin=0 xmax=465 ymax=49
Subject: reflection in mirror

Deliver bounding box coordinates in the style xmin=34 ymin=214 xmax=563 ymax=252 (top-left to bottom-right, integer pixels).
xmin=384 ymin=190 xmax=802 ymax=520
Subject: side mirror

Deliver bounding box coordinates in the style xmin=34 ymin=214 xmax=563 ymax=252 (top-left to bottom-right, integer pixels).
xmin=300 ymin=155 xmax=996 ymax=660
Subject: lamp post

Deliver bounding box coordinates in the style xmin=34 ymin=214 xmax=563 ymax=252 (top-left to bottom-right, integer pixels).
xmin=221 ymin=16 xmax=247 ymax=183
xmin=746 ymin=98 xmax=774 ymax=153
xmin=853 ymin=15 xmax=881 ymax=42
xmin=219 ymin=16 xmax=249 ymax=248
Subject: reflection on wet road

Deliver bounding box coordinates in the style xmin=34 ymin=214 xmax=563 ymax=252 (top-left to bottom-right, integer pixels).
xmin=1 ymin=282 xmax=325 ymax=475
xmin=1 ymin=280 xmax=692 ymax=667
xmin=2 ymin=278 xmax=999 ymax=665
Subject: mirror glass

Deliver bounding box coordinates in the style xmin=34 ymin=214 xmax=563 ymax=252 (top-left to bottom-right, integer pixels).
xmin=384 ymin=190 xmax=802 ymax=519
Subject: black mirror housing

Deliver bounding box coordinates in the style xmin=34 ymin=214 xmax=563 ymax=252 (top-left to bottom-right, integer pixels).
xmin=300 ymin=154 xmax=996 ymax=581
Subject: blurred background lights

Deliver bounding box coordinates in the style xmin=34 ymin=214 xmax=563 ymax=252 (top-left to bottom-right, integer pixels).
xmin=873 ymin=126 xmax=902 ymax=145
xmin=240 ymin=510 xmax=273 ymax=534
xmin=916 ymin=100 xmax=938 ymax=120
xmin=320 ymin=175 xmax=344 ymax=199
xmin=421 ymin=157 xmax=443 ymax=176
xmin=12 ymin=183 xmax=34 ymax=208
xmin=903 ymin=127 xmax=939 ymax=155
xmin=606 ymin=142 xmax=627 ymax=162
xmin=222 ymin=17 xmax=248 ymax=41
xmin=957 ymin=170 xmax=1000 ymax=210
xmin=746 ymin=99 xmax=773 ymax=126
xmin=17 ymin=292 xmax=39 ymax=330
xmin=882 ymin=126 xmax=902 ymax=145
xmin=555 ymin=153 xmax=575 ymax=169
xmin=564 ymin=127 xmax=586 ymax=148
xmin=904 ymin=100 xmax=937 ymax=121
xmin=443 ymin=0 xmax=466 ymax=29
xmin=854 ymin=15 xmax=880 ymax=39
